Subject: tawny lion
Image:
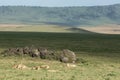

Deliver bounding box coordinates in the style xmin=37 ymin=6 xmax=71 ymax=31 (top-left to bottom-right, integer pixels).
xmin=32 ymin=66 xmax=41 ymax=70
xmin=40 ymin=65 xmax=50 ymax=69
xmin=12 ymin=64 xmax=30 ymax=70
xmin=32 ymin=65 xmax=50 ymax=70
xmin=66 ymin=63 xmax=77 ymax=68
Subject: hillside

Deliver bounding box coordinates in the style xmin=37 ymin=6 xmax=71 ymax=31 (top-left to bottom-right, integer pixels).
xmin=0 ymin=4 xmax=120 ymax=26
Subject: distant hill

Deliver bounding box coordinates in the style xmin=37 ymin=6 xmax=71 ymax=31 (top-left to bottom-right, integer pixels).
xmin=0 ymin=4 xmax=120 ymax=26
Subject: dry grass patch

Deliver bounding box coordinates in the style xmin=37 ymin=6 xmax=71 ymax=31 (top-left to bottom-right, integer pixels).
xmin=0 ymin=24 xmax=72 ymax=33
xmin=80 ymin=24 xmax=120 ymax=34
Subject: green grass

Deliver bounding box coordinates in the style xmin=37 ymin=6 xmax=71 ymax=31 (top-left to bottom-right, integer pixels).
xmin=0 ymin=32 xmax=120 ymax=53
xmin=0 ymin=53 xmax=120 ymax=80
xmin=0 ymin=32 xmax=120 ymax=80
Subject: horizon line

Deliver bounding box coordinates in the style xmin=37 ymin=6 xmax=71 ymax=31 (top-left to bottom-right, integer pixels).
xmin=0 ymin=3 xmax=120 ymax=7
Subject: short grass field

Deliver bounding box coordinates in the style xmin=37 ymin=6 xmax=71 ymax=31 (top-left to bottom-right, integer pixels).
xmin=0 ymin=31 xmax=120 ymax=80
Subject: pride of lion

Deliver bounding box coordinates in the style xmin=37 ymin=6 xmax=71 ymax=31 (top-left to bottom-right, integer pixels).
xmin=12 ymin=64 xmax=50 ymax=70
xmin=7 ymin=48 xmax=77 ymax=71
xmin=12 ymin=63 xmax=77 ymax=71
xmin=12 ymin=63 xmax=30 ymax=70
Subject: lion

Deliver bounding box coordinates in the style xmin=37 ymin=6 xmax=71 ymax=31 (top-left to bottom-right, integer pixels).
xmin=32 ymin=66 xmax=41 ymax=70
xmin=32 ymin=65 xmax=50 ymax=70
xmin=40 ymin=65 xmax=50 ymax=69
xmin=31 ymin=65 xmax=50 ymax=70
xmin=66 ymin=63 xmax=77 ymax=68
xmin=12 ymin=64 xmax=30 ymax=70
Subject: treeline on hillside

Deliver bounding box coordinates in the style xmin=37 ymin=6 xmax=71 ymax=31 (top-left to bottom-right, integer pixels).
xmin=0 ymin=4 xmax=120 ymax=26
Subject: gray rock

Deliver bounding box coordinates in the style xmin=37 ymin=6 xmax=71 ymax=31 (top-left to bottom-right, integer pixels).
xmin=15 ymin=48 xmax=24 ymax=55
xmin=31 ymin=49 xmax=40 ymax=57
xmin=39 ymin=48 xmax=48 ymax=59
xmin=23 ymin=46 xmax=30 ymax=54
xmin=60 ymin=49 xmax=76 ymax=63
xmin=60 ymin=57 xmax=69 ymax=63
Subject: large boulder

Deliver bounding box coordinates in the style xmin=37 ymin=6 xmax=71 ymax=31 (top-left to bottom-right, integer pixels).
xmin=39 ymin=48 xmax=48 ymax=59
xmin=38 ymin=48 xmax=57 ymax=60
xmin=1 ymin=48 xmax=24 ymax=56
xmin=60 ymin=49 xmax=76 ymax=63
xmin=30 ymin=49 xmax=40 ymax=57
xmin=14 ymin=48 xmax=24 ymax=55
xmin=23 ymin=46 xmax=30 ymax=54
xmin=1 ymin=48 xmax=14 ymax=56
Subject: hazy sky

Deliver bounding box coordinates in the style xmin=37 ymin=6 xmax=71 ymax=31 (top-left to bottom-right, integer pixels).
xmin=0 ymin=0 xmax=120 ymax=7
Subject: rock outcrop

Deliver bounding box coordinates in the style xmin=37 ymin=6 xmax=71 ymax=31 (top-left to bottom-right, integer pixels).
xmin=1 ymin=46 xmax=77 ymax=63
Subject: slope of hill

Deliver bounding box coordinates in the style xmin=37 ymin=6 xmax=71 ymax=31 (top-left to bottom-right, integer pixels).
xmin=80 ymin=24 xmax=120 ymax=34
xmin=0 ymin=4 xmax=120 ymax=26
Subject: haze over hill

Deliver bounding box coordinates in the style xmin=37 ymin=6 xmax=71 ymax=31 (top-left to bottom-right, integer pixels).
xmin=0 ymin=4 xmax=120 ymax=26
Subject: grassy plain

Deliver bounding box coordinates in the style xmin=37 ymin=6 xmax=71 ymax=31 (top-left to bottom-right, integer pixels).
xmin=0 ymin=31 xmax=120 ymax=80
xmin=0 ymin=54 xmax=120 ymax=80
xmin=0 ymin=24 xmax=72 ymax=32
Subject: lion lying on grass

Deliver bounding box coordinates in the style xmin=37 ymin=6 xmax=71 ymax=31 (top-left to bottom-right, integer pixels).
xmin=12 ymin=64 xmax=30 ymax=70
xmin=32 ymin=65 xmax=50 ymax=70
xmin=12 ymin=64 xmax=50 ymax=70
xmin=12 ymin=63 xmax=76 ymax=71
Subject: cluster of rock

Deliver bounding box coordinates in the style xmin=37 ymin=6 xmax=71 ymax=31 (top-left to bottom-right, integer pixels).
xmin=1 ymin=46 xmax=76 ymax=63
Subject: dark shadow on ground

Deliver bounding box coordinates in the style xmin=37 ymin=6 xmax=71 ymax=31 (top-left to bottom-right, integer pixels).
xmin=66 ymin=27 xmax=95 ymax=33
